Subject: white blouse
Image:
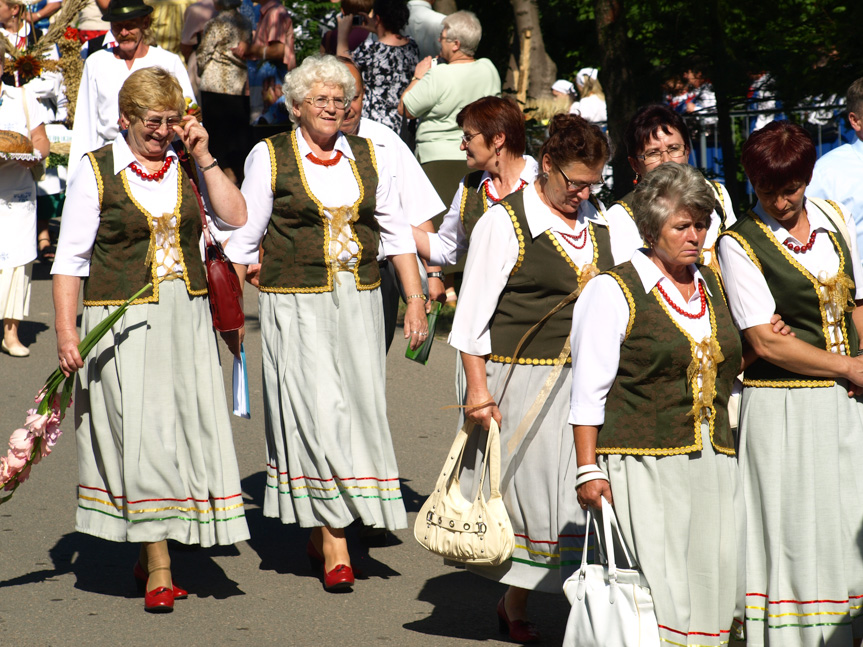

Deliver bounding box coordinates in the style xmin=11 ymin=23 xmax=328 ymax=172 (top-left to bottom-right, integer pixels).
xmin=568 ymin=250 xmax=714 ymax=426
xmin=717 ymin=200 xmax=863 ymax=355
xmin=449 ymin=180 xmax=632 ymax=357
xmin=52 ymin=133 xmax=238 ymax=278
xmin=226 ymin=128 xmax=415 ymax=266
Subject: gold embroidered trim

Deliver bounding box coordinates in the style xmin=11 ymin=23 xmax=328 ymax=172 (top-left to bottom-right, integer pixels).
xmin=489 ymin=354 xmax=572 ymax=365
xmin=118 ymin=171 xmax=166 ymax=305
xmin=606 ymin=271 xmax=635 ymax=339
xmin=742 ymin=378 xmax=835 ymax=388
xmin=595 ymin=442 xmax=703 ymax=457
xmin=88 ymin=152 xmax=104 ymax=210
xmin=718 ymin=230 xmax=762 ymax=272
xmin=265 ymin=137 xmax=277 ymax=195
xmin=501 ymin=201 xmax=525 ymax=275
xmin=545 ymin=220 xmax=601 ymax=281
xmin=174 ymin=166 xmax=208 ymax=297
xmin=616 ymin=199 xmax=635 ymax=222
xmin=260 ymin=284 xmax=333 ymax=294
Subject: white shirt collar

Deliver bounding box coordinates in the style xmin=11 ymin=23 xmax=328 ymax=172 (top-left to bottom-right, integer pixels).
xmin=474 ymin=155 xmax=539 ymax=197
xmin=522 ymin=180 xmax=606 ymax=239
xmin=111 ymin=131 xmax=179 ymax=175
xmin=630 ymin=248 xmax=713 ymax=297
xmin=753 ymin=198 xmax=837 ymax=239
xmin=295 ymin=126 xmax=356 ymax=161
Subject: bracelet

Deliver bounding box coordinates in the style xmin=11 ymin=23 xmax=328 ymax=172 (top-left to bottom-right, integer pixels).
xmin=576 ymin=464 xmax=604 ymax=477
xmin=406 ymin=294 xmax=427 ymax=301
xmin=199 ymin=158 xmax=219 ymax=172
xmin=575 ymin=471 xmax=609 ymax=489
xmin=411 ymin=76 xmax=420 ymax=82
xmin=427 ymin=271 xmax=445 ymax=280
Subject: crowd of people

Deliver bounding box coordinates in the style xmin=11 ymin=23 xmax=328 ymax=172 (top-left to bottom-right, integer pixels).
xmin=3 ymin=1 xmax=863 ymax=646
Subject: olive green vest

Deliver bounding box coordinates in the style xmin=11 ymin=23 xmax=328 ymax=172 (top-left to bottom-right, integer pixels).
xmin=82 ymin=145 xmax=207 ymax=306
xmin=599 ymin=261 xmax=741 ymax=456
xmin=258 ymin=130 xmax=382 ymax=293
xmin=488 ymin=192 xmax=614 ymax=364
xmin=721 ymin=207 xmax=859 ymax=388
xmin=459 ymin=171 xmax=529 ymax=239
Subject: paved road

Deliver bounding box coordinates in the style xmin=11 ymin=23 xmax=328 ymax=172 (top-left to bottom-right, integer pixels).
xmin=0 ymin=263 xmax=570 ymax=646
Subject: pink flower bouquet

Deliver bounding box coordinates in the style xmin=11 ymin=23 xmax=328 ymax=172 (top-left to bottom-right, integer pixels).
xmin=0 ymin=283 xmax=153 ymax=504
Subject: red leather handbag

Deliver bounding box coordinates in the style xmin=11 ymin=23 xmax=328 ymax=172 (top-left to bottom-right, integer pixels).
xmin=174 ymin=144 xmax=245 ymax=332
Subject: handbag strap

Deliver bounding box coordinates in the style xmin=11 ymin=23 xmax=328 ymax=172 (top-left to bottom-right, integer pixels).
xmin=474 ymin=419 xmax=502 ymax=498
xmin=172 ymin=141 xmax=214 ymax=247
xmin=427 ymin=422 xmax=471 ymax=515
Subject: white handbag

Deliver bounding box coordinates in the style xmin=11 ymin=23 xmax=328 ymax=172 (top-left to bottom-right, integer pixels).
xmin=414 ymin=420 xmax=515 ymax=566
xmin=563 ymin=497 xmax=659 ymax=647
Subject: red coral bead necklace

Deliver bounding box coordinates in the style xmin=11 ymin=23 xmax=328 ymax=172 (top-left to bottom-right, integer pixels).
xmin=306 ymin=151 xmax=343 ymax=167
xmin=657 ymin=281 xmax=707 ymax=319
xmin=130 ymin=157 xmax=173 ymax=182
xmin=559 ymin=228 xmax=588 ymax=250
xmin=783 ymin=230 xmax=817 ymax=253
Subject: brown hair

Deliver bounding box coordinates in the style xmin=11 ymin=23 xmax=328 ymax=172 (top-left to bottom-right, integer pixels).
xmin=539 ymin=113 xmax=609 ymax=169
xmin=741 ymin=121 xmax=816 ymax=191
xmin=456 ymin=96 xmax=526 ymax=157
xmin=341 ymin=0 xmax=373 ymax=14
xmin=846 ymin=77 xmax=863 ymax=118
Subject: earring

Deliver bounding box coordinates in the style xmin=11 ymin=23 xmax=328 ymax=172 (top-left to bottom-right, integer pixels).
xmin=495 ymin=147 xmax=501 ymax=157
xmin=634 ymin=173 xmax=642 ymax=185
xmin=541 ymin=171 xmax=549 ymax=179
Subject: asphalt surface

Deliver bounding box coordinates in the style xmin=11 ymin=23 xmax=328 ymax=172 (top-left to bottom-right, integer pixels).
xmin=0 ymin=262 xmax=571 ymax=647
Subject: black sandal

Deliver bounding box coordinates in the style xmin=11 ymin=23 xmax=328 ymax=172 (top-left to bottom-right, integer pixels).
xmin=38 ymin=244 xmax=55 ymax=263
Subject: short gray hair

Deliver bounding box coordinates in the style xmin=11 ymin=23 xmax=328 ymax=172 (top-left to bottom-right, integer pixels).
xmin=631 ymin=163 xmax=714 ymax=245
xmin=442 ymin=11 xmax=481 ymax=57
xmin=282 ymin=55 xmax=356 ymax=126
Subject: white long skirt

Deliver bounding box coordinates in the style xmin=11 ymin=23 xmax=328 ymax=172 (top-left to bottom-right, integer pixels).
xmin=0 ymin=263 xmax=31 ymax=320
xmin=598 ymin=422 xmax=745 ymax=646
xmin=739 ymin=383 xmax=863 ymax=646
xmin=259 ymin=275 xmax=407 ymax=530
xmin=75 ymin=280 xmax=250 ymax=546
xmin=460 ymin=361 xmax=586 ymax=592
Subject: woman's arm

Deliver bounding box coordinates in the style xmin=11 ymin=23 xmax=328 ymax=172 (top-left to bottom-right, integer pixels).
xmin=19 ymin=123 xmax=50 ymax=169
xmin=462 ymin=351 xmax=501 ymax=430
xmin=388 ymin=253 xmax=428 ymax=350
xmin=572 ymin=424 xmax=613 ymax=508
xmin=175 ymin=116 xmax=247 ymax=228
xmin=53 ymin=275 xmax=83 ymax=376
xmin=398 ymin=57 xmax=434 ymax=118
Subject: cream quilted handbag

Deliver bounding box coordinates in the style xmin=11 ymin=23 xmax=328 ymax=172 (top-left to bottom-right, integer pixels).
xmin=414 ymin=420 xmax=515 ymax=566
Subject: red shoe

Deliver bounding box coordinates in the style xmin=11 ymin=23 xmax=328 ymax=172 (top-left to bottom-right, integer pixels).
xmin=323 ymin=564 xmax=354 ymax=592
xmin=144 ymin=586 xmax=174 ymax=613
xmin=134 ymin=562 xmax=188 ymax=599
xmin=496 ymin=596 xmax=541 ymax=644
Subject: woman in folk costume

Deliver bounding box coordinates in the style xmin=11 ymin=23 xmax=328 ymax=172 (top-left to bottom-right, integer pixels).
xmin=225 ymin=55 xmax=427 ymax=593
xmin=52 ymin=66 xmax=250 ymax=613
xmin=450 ymin=113 xmax=637 ymax=643
xmin=606 ymin=104 xmax=735 ymax=272
xmin=572 ymin=162 xmax=751 ymax=646
xmin=717 ymin=120 xmax=863 ymax=646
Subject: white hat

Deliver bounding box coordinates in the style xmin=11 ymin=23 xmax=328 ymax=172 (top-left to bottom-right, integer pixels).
xmin=576 ymin=67 xmax=599 ymax=87
xmin=551 ymin=79 xmax=575 ymax=95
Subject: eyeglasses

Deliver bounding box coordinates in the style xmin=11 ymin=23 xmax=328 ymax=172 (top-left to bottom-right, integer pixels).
xmin=304 ymin=96 xmax=347 ymax=110
xmin=556 ymin=165 xmax=603 ymax=193
xmin=461 ymin=131 xmax=481 ymax=145
xmin=636 ymin=144 xmax=688 ymax=163
xmin=142 ymin=116 xmax=182 ymax=130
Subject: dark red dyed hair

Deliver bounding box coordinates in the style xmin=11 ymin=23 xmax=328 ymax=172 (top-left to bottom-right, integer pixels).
xmin=539 ymin=113 xmax=609 ymax=169
xmin=741 ymin=121 xmax=816 ymax=191
xmin=456 ymin=96 xmax=526 ymax=157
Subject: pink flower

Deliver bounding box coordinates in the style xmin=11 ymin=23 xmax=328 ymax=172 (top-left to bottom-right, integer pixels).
xmin=25 ymin=410 xmax=49 ymax=437
xmin=8 ymin=428 xmax=34 ymax=458
xmin=5 ymin=449 xmax=28 ymax=473
xmin=14 ymin=464 xmax=31 ymax=484
xmin=44 ymin=413 xmax=62 ymax=447
xmin=0 ymin=456 xmax=10 ymax=483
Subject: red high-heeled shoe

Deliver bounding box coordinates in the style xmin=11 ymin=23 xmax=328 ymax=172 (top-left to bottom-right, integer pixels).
xmin=496 ymin=596 xmax=541 ymax=644
xmin=323 ymin=564 xmax=354 ymax=592
xmin=144 ymin=586 xmax=174 ymax=613
xmin=134 ymin=562 xmax=188 ymax=599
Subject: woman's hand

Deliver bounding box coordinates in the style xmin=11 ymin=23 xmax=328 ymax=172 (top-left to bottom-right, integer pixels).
xmin=403 ymin=298 xmax=428 ymax=350
xmin=769 ymin=313 xmax=795 ymax=337
xmin=576 ymin=479 xmax=613 ymax=510
xmin=220 ymin=327 xmax=243 ymax=358
xmin=245 ymin=263 xmax=261 ymax=288
xmin=56 ymin=328 xmax=83 ymax=377
xmin=174 ymin=116 xmax=211 ymax=166
xmin=413 ymin=56 xmax=434 ymax=80
xmin=464 ymin=385 xmax=501 ymax=431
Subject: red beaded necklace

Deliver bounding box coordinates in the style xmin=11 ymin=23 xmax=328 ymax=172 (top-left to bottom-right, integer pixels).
xmin=783 ymin=230 xmax=817 ymax=253
xmin=129 ymin=157 xmax=173 ymax=182
xmin=483 ymin=178 xmax=527 ymax=204
xmin=656 ymin=281 xmax=707 ymax=320
xmin=306 ymin=151 xmax=343 ymax=167
xmin=559 ymin=228 xmax=588 ymax=250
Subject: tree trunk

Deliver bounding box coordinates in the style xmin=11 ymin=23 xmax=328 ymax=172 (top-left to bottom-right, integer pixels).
xmin=509 ymin=0 xmax=556 ymax=100
xmin=595 ymin=0 xmax=636 ymax=197
xmin=435 ymin=0 xmax=458 ymax=15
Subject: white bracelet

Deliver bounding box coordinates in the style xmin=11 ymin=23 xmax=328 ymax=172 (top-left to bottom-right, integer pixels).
xmin=575 ymin=471 xmax=609 ymax=489
xmin=576 ymin=464 xmax=604 ymax=477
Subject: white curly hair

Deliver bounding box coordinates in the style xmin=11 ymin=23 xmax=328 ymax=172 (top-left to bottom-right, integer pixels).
xmin=283 ymin=55 xmax=356 ymax=126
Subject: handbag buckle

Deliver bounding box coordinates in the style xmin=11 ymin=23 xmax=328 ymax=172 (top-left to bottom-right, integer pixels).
xmin=476 ymin=522 xmax=487 ymax=534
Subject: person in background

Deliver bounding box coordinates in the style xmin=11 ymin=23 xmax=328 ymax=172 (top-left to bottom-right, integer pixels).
xmin=23 ymin=0 xmax=60 ymax=32
xmin=320 ymin=0 xmax=371 ymax=56
xmin=807 ymin=76 xmax=863 ymax=262
xmin=339 ymin=56 xmax=445 ymax=350
xmin=404 ymin=0 xmax=443 ymax=60
xmin=568 ymin=67 xmax=606 ymax=124
xmin=337 ymin=0 xmax=418 ymax=134
xmin=0 ymin=41 xmax=50 ymax=357
xmin=145 ymin=0 xmax=196 ymax=54
xmin=179 ymin=0 xmax=216 ymax=100
xmin=76 ymin=0 xmax=111 ymax=43
xmin=68 ymin=0 xmax=195 ymax=176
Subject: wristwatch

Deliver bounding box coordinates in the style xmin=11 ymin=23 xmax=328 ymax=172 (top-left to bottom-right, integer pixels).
xmin=427 ymin=271 xmax=445 ymax=280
